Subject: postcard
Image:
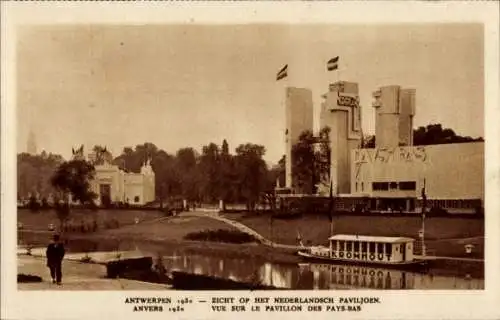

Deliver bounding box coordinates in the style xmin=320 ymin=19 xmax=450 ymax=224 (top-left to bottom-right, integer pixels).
xmin=1 ymin=1 xmax=499 ymax=319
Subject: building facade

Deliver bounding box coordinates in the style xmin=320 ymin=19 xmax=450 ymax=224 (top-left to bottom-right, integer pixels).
xmin=372 ymin=86 xmax=416 ymax=148
xmin=279 ymin=79 xmax=484 ymax=213
xmin=72 ymin=146 xmax=155 ymax=206
xmin=350 ymin=142 xmax=484 ymax=212
xmin=89 ymin=160 xmax=155 ymax=206
xmin=319 ymin=81 xmax=363 ymax=194
xmin=285 ymin=87 xmax=314 ymax=189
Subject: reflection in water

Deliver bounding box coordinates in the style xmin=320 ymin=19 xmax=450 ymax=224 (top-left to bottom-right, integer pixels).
xmin=49 ymin=238 xmax=483 ymax=290
xmin=159 ymin=252 xmax=483 ymax=290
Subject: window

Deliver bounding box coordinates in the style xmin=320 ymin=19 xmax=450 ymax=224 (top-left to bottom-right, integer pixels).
xmin=134 ymin=196 xmax=140 ymax=203
xmin=354 ymin=241 xmax=360 ymax=252
xmin=377 ymin=243 xmax=384 ymax=254
xmin=372 ymin=182 xmax=389 ymax=191
xmin=385 ymin=243 xmax=392 ymax=255
xmin=355 ymin=183 xmax=358 ymax=192
xmin=369 ymin=242 xmax=375 ymax=253
xmin=361 ymin=182 xmax=364 ymax=192
xmin=399 ymin=181 xmax=416 ymax=190
xmin=339 ymin=241 xmax=345 ymax=251
xmin=346 ymin=241 xmax=352 ymax=252
xmin=389 ymin=182 xmax=398 ymax=190
xmin=361 ymin=242 xmax=367 ymax=253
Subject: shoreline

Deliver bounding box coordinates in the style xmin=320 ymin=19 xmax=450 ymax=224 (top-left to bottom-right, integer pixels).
xmin=21 ymin=232 xmax=484 ymax=279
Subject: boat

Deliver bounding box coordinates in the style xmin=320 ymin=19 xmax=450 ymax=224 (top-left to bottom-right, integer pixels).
xmin=297 ymin=234 xmax=428 ymax=270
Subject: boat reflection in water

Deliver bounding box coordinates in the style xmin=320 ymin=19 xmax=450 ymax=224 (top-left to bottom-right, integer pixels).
xmin=158 ymin=251 xmax=483 ymax=290
xmin=299 ymin=263 xmax=414 ymax=289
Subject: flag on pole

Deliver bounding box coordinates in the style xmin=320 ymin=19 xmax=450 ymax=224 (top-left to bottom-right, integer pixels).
xmin=276 ymin=64 xmax=288 ymax=81
xmin=327 ymin=56 xmax=339 ymax=71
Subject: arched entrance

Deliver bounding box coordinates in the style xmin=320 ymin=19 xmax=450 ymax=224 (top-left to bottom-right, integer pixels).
xmin=99 ymin=184 xmax=111 ymax=207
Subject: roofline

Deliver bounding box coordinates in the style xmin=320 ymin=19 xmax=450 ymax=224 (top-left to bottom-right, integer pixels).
xmin=327 ymin=235 xmax=415 ymax=243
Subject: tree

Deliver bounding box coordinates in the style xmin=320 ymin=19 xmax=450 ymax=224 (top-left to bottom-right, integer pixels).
xmin=175 ymin=147 xmax=199 ymax=202
xmin=267 ymin=155 xmax=285 ymax=191
xmin=315 ymin=127 xmax=331 ymax=193
xmin=199 ymin=143 xmax=220 ymax=203
xmin=17 ymin=152 xmax=64 ymax=200
xmin=218 ymin=139 xmax=237 ymax=210
xmin=51 ymin=159 xmax=97 ymax=229
xmin=413 ymin=124 xmax=483 ymax=146
xmin=28 ymin=194 xmax=40 ymax=212
xmin=234 ymin=143 xmax=268 ymax=211
xmin=361 ymin=124 xmax=483 ymax=148
xmin=91 ymin=145 xmax=113 ymax=165
xmin=291 ymin=130 xmax=317 ymax=194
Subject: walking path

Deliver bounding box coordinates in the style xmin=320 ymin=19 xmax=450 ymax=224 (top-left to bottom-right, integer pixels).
xmin=182 ymin=211 xmax=305 ymax=250
xmin=17 ymin=248 xmax=170 ymax=290
xmin=17 ymin=254 xmax=171 ymax=290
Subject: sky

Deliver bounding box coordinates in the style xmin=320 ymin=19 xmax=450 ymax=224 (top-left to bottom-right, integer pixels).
xmin=17 ymin=24 xmax=484 ymax=164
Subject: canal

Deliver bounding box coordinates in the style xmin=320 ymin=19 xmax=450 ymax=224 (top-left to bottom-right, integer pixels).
xmin=20 ymin=236 xmax=484 ymax=290
xmin=61 ymin=247 xmax=483 ymax=290
xmin=155 ymin=251 xmax=484 ymax=290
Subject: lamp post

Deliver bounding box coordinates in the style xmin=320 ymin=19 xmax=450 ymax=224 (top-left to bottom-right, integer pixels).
xmin=421 ymin=179 xmax=427 ymax=258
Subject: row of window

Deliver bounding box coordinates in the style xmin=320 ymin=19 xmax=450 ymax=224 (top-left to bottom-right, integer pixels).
xmin=354 ymin=181 xmax=417 ymax=192
xmin=372 ymin=181 xmax=416 ymax=191
xmin=333 ymin=241 xmax=404 ymax=255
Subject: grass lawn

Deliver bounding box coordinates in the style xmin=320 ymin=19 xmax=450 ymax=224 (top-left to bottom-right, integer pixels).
xmin=226 ymin=212 xmax=484 ymax=258
xmin=18 ymin=208 xmax=164 ymax=230
xmin=100 ymin=216 xmax=240 ymax=242
xmin=18 ymin=215 xmax=239 ymax=246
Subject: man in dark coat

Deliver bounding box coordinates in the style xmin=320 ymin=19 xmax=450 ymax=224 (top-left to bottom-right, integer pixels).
xmin=46 ymin=234 xmax=65 ymax=284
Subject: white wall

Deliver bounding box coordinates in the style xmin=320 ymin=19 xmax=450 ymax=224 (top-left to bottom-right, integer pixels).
xmin=285 ymin=87 xmax=314 ymax=189
xmin=351 ymin=142 xmax=484 ymax=200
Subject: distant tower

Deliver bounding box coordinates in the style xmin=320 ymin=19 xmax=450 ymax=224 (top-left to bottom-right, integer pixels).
xmin=319 ymin=81 xmax=362 ymax=194
xmin=27 ymin=129 xmax=37 ymax=155
xmin=372 ymin=86 xmax=416 ymax=148
xmin=284 ymin=87 xmax=314 ymax=190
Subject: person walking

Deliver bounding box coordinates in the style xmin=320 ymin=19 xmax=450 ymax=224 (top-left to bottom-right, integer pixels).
xmin=46 ymin=234 xmax=65 ymax=285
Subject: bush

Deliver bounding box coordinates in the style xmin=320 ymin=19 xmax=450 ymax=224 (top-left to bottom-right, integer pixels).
xmin=184 ymin=229 xmax=259 ymax=244
xmin=28 ymin=196 xmax=40 ymax=212
xmin=41 ymin=197 xmax=50 ymax=210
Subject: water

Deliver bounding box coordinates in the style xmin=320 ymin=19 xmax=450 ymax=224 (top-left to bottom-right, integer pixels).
xmin=155 ymin=252 xmax=483 ymax=290
xmin=22 ymin=239 xmax=483 ymax=290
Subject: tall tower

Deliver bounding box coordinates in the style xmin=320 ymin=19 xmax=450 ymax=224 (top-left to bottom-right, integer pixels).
xmin=284 ymin=87 xmax=314 ymax=190
xmin=372 ymin=86 xmax=416 ymax=148
xmin=27 ymin=129 xmax=37 ymax=155
xmin=320 ymin=81 xmax=362 ymax=194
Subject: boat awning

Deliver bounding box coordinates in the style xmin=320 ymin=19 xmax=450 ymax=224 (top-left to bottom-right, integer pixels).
xmin=328 ymin=234 xmax=415 ymax=243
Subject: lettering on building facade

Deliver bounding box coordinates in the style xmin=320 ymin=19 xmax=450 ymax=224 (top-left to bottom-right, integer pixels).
xmin=354 ymin=146 xmax=427 ymax=164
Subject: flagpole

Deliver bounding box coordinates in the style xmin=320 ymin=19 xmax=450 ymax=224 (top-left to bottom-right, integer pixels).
xmin=421 ymin=178 xmax=427 ymax=258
